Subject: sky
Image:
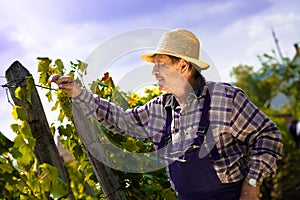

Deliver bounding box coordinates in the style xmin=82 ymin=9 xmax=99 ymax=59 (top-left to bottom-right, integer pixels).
xmin=0 ymin=0 xmax=299 ymax=140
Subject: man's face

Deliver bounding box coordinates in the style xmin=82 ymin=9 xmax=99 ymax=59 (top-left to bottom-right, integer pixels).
xmin=152 ymin=54 xmax=187 ymax=94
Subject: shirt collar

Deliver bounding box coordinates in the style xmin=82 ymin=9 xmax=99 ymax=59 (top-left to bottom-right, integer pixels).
xmin=164 ymin=82 xmax=208 ymax=110
xmin=164 ymin=94 xmax=179 ymax=111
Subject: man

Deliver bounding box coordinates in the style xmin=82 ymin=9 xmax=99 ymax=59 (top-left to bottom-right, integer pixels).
xmin=50 ymin=28 xmax=283 ymax=199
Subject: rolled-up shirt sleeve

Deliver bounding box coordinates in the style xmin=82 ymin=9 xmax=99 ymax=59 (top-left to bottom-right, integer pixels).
xmin=230 ymin=89 xmax=283 ymax=184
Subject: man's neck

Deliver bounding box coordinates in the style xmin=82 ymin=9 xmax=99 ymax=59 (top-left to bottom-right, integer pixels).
xmin=175 ymin=74 xmax=206 ymax=105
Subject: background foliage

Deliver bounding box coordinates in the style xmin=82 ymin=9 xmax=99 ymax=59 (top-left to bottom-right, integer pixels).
xmin=230 ymin=46 xmax=300 ymax=199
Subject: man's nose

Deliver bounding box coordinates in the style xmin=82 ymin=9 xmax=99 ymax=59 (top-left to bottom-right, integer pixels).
xmin=152 ymin=63 xmax=162 ymax=75
xmin=152 ymin=64 xmax=159 ymax=75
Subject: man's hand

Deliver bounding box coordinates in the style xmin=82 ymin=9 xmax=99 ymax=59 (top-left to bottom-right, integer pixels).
xmin=240 ymin=180 xmax=260 ymax=200
xmin=48 ymin=74 xmax=82 ymax=98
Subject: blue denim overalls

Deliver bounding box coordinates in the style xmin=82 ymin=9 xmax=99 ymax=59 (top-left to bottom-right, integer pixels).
xmin=158 ymin=92 xmax=242 ymax=200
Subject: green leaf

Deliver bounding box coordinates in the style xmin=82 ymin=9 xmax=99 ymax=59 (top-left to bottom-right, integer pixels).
xmin=57 ymin=111 xmax=65 ymax=122
xmin=12 ymin=135 xmax=25 ymax=154
xmin=37 ymin=57 xmax=51 ymax=73
xmin=10 ymin=124 xmax=19 ymax=133
xmin=20 ymin=121 xmax=31 ymax=138
xmin=25 ymin=76 xmax=34 ymax=104
xmin=83 ymin=166 xmax=95 ymax=183
xmin=4 ymin=182 xmax=15 ymax=192
xmin=50 ymin=177 xmax=68 ymax=199
xmin=11 ymin=147 xmax=22 ymax=159
xmin=26 ymin=173 xmax=40 ymax=194
xmin=55 ymin=59 xmax=65 ymax=74
xmin=18 ymin=143 xmax=34 ymax=166
xmin=121 ymin=137 xmax=140 ymax=152
xmin=111 ymin=90 xmax=129 ymax=110
xmin=58 ymin=125 xmax=69 ymax=137
xmin=15 ymin=86 xmax=24 ymax=100
xmin=161 ymin=188 xmax=177 ymax=200
xmin=12 ymin=106 xmax=27 ymax=121
xmin=75 ymin=77 xmax=84 ymax=88
xmin=46 ymin=91 xmax=53 ymax=102
xmin=0 ymin=162 xmax=14 ymax=173
xmin=144 ymin=173 xmax=156 ymax=181
xmin=38 ymin=72 xmax=48 ymax=86
xmin=13 ymin=135 xmax=34 ymax=166
xmin=90 ymin=81 xmax=98 ymax=94
xmin=39 ymin=163 xmax=68 ymax=198
xmin=57 ymin=92 xmax=72 ymax=119
xmin=99 ymin=81 xmax=108 ymax=87
xmin=39 ymin=164 xmax=53 ymax=193
xmin=0 ymin=131 xmax=14 ymax=154
xmin=77 ymin=60 xmax=88 ymax=75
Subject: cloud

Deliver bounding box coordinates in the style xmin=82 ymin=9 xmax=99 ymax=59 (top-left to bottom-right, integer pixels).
xmin=0 ymin=31 xmax=20 ymax=53
xmin=0 ymin=88 xmax=16 ymax=140
xmin=202 ymin=0 xmax=300 ymax=82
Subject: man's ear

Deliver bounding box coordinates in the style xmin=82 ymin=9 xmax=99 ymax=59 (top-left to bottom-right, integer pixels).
xmin=179 ymin=59 xmax=190 ymax=72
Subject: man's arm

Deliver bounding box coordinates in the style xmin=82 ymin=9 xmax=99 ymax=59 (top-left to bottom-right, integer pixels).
xmin=49 ymin=74 xmax=153 ymax=138
xmin=230 ymin=88 xmax=283 ymax=199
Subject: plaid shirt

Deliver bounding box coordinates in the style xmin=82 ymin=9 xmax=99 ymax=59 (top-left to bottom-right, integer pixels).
xmin=72 ymin=81 xmax=283 ymax=185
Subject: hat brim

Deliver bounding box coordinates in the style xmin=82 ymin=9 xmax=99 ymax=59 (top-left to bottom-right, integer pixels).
xmin=141 ymin=51 xmax=209 ymax=70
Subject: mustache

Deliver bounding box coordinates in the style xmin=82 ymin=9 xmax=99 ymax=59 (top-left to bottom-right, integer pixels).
xmin=155 ymin=75 xmax=164 ymax=80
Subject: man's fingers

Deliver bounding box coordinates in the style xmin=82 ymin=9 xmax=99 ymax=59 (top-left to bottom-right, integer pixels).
xmin=57 ymin=76 xmax=74 ymax=84
xmin=48 ymin=75 xmax=81 ymax=97
xmin=48 ymin=74 xmax=62 ymax=83
xmin=58 ymin=82 xmax=75 ymax=90
xmin=48 ymin=74 xmax=74 ymax=85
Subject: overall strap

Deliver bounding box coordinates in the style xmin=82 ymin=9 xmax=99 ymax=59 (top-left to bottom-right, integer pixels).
xmin=196 ymin=90 xmax=211 ymax=146
xmin=154 ymin=102 xmax=172 ymax=163
xmin=157 ymin=88 xmax=220 ymax=161
xmin=197 ymin=89 xmax=220 ymax=161
xmin=157 ymin=105 xmax=172 ymax=151
xmin=157 ymin=90 xmax=211 ymax=151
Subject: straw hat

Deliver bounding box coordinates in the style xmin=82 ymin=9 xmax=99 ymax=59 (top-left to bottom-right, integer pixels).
xmin=141 ymin=28 xmax=209 ymax=70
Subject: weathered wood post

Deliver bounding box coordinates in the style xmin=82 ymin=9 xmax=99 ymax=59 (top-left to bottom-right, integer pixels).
xmin=6 ymin=60 xmax=127 ymax=200
xmin=72 ymin=103 xmax=127 ymax=200
xmin=5 ymin=61 xmax=75 ymax=199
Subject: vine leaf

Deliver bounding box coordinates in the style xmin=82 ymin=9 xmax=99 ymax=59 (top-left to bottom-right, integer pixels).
xmin=15 ymin=86 xmax=24 ymax=101
xmin=0 ymin=131 xmax=14 ymax=154
xmin=54 ymin=59 xmax=65 ymax=75
xmin=12 ymin=106 xmax=27 ymax=121
xmin=13 ymin=135 xmax=34 ymax=166
xmin=39 ymin=163 xmax=68 ymax=199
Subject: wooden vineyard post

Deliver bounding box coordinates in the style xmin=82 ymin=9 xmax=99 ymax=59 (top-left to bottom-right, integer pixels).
xmin=5 ymin=61 xmax=75 ymax=199
xmin=6 ymin=60 xmax=127 ymax=200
